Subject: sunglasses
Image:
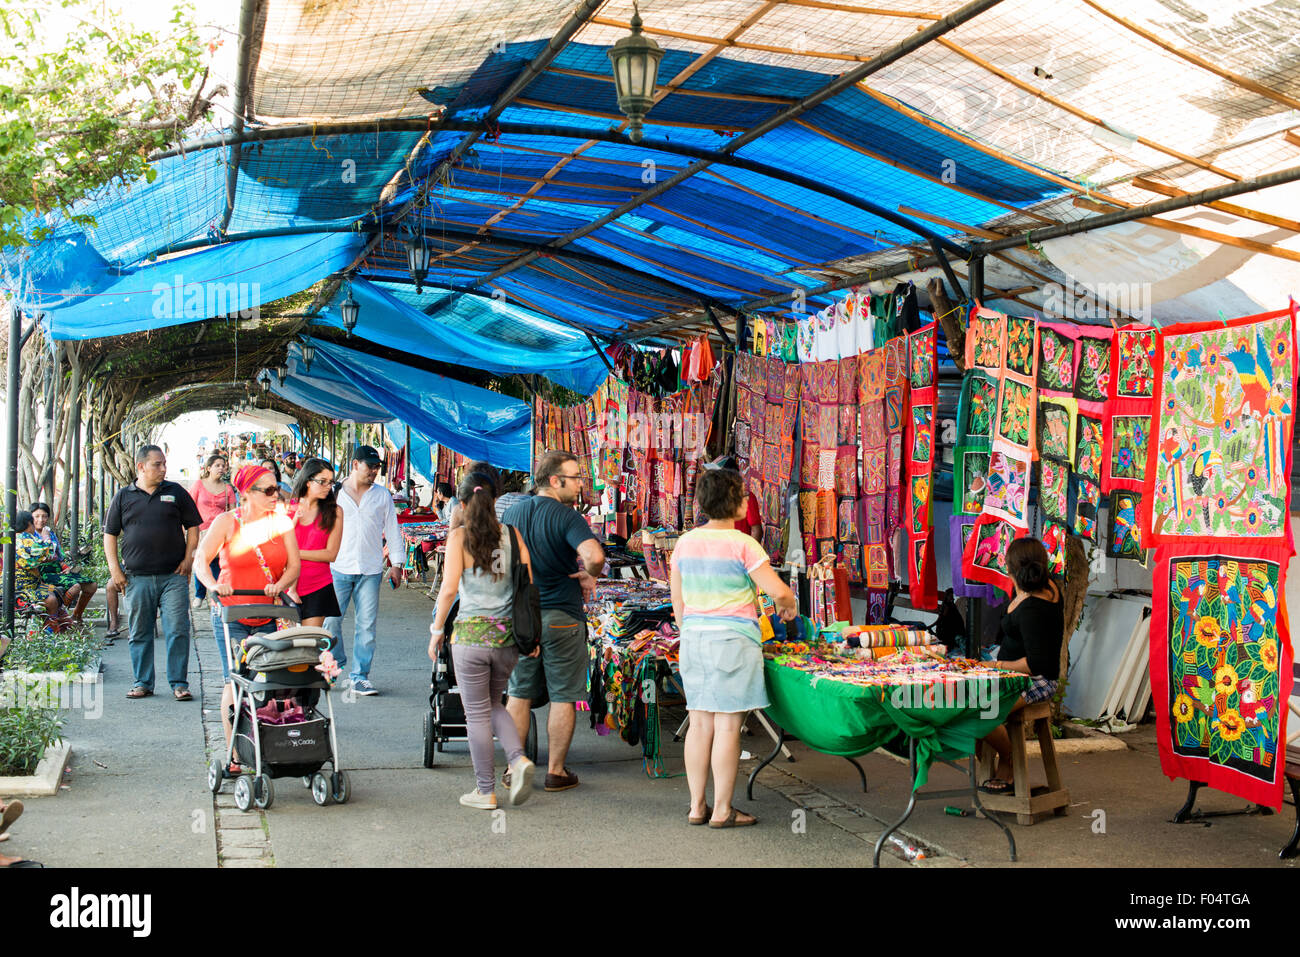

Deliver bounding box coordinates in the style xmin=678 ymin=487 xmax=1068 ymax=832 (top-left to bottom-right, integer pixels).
xmin=249 ymin=485 xmax=279 ymax=497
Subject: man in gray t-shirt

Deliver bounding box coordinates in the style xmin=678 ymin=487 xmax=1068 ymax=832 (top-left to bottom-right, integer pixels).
xmin=503 ymin=452 xmax=604 ymax=793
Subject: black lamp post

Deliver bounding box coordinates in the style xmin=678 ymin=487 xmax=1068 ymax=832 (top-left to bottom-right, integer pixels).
xmin=607 ymin=2 xmax=663 ymax=143
xmin=341 ymin=283 xmax=360 ymax=334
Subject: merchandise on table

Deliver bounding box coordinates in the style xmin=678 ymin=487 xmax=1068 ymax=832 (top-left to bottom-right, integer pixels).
xmin=763 ymin=642 xmax=1013 ymax=690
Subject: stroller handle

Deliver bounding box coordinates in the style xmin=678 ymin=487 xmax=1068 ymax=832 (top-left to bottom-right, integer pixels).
xmin=243 ymin=634 xmax=331 ymax=652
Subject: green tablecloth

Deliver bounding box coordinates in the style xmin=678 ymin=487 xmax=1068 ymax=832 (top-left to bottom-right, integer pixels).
xmin=763 ymin=661 xmax=1029 ymax=789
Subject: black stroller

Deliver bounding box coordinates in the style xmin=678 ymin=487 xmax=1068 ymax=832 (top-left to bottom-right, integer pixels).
xmin=206 ymin=590 xmax=349 ymax=811
xmin=422 ymin=598 xmax=538 ymax=767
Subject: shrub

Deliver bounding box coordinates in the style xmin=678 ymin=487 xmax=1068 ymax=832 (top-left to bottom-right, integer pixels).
xmin=4 ymin=622 xmax=101 ymax=674
xmin=0 ymin=707 xmax=64 ymax=776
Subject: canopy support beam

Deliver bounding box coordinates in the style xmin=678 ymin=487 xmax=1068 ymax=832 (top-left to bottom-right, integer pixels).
xmin=928 ymin=240 xmax=966 ymax=304
xmin=586 ymin=333 xmax=616 ymax=374
xmin=220 ymin=0 xmax=263 ymax=237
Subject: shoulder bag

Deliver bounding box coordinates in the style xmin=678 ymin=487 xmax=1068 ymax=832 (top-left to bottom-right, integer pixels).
xmin=506 ymin=524 xmax=542 ymax=655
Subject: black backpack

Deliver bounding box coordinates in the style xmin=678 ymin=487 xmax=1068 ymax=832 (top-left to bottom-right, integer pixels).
xmin=505 ymin=525 xmax=542 ymax=655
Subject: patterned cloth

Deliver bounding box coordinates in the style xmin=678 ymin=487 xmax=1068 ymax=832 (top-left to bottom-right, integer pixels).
xmin=1022 ymin=675 xmax=1059 ymax=704
xmin=14 ymin=532 xmax=61 ymax=608
xmin=669 ymin=527 xmax=768 ymax=634
xmin=451 ymin=615 xmax=514 ymax=649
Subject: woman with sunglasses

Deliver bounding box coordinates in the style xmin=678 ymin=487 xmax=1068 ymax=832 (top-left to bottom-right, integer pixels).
xmin=290 ymin=458 xmax=344 ymax=628
xmin=195 ymin=464 xmax=301 ymax=757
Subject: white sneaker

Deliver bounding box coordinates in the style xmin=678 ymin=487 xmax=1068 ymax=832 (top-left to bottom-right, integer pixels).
xmin=507 ymin=756 xmax=536 ymax=807
xmin=191 ymin=597 xmax=203 ymax=609
xmin=459 ymin=790 xmax=497 ymax=810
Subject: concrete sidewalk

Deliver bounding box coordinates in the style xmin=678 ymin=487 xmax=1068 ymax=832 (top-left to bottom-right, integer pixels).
xmin=5 ymin=584 xmax=1296 ymax=868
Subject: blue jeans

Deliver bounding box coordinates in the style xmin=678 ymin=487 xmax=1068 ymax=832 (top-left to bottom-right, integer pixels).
xmin=194 ymin=557 xmax=221 ymax=600
xmin=324 ymin=572 xmax=382 ymax=682
xmin=126 ymin=573 xmax=192 ymax=692
xmin=209 ymin=608 xmax=277 ymax=682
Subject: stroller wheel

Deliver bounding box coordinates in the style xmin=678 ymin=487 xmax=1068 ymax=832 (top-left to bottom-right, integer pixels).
xmin=525 ymin=712 xmax=538 ymax=764
xmin=422 ymin=711 xmax=436 ymax=769
xmin=253 ymin=773 xmax=274 ymax=810
xmin=331 ymin=770 xmax=350 ymax=805
xmin=302 ymin=775 xmax=312 ymax=789
xmin=233 ymin=774 xmax=254 ymax=812
xmin=311 ymin=772 xmax=332 ymax=806
xmin=207 ymin=758 xmax=224 ymax=794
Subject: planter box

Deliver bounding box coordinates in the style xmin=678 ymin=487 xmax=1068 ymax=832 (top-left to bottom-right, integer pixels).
xmin=0 ymin=740 xmax=72 ymax=796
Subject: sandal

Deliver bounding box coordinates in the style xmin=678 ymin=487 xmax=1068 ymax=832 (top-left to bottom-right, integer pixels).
xmin=173 ymin=688 xmax=193 ymax=701
xmin=0 ymin=858 xmax=43 ymax=867
xmin=979 ymin=778 xmax=1012 ymax=794
xmin=709 ymin=808 xmax=757 ymax=828
xmin=0 ymin=800 xmax=23 ymax=836
xmin=125 ymin=686 xmax=153 ymax=699
xmin=688 ymin=804 xmax=713 ymax=826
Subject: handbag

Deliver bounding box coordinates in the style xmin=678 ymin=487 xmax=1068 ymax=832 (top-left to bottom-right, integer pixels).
xmin=506 ymin=525 xmax=543 ymax=655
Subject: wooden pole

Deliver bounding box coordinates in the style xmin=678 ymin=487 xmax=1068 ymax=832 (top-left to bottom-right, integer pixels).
xmin=5 ymin=306 xmax=23 ymax=636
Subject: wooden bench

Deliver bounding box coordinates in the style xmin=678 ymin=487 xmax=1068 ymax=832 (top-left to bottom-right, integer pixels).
xmin=977 ymin=701 xmax=1071 ymax=825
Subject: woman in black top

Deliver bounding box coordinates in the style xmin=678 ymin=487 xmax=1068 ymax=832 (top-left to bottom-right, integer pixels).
xmin=980 ymin=537 xmax=1065 ymax=794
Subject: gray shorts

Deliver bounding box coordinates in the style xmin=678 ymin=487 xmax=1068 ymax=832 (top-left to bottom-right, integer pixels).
xmin=507 ymin=608 xmax=589 ymax=704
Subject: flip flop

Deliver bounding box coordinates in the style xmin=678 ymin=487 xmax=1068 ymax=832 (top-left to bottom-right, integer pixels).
xmin=173 ymin=688 xmax=193 ymax=701
xmin=979 ymin=778 xmax=1012 ymax=794
xmin=1 ymin=858 xmax=44 ymax=867
xmin=0 ymin=800 xmax=22 ymax=836
xmin=708 ymin=808 xmax=757 ymax=829
xmin=125 ymin=686 xmax=153 ymax=699
xmin=688 ymin=804 xmax=713 ymax=826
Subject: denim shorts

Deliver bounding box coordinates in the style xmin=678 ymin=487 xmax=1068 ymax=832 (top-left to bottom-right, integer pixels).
xmin=506 ymin=609 xmax=589 ymax=704
xmin=677 ymin=623 xmax=769 ymax=714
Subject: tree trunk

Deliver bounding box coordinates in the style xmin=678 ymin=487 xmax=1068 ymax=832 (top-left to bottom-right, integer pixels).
xmin=55 ymin=344 xmax=81 ymax=529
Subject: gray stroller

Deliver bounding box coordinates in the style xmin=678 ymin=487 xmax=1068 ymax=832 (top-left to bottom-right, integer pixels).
xmin=206 ymin=590 xmax=349 ymax=811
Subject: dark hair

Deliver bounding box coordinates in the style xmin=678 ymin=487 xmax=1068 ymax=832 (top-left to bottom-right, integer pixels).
xmin=457 ymin=474 xmax=502 ymax=580
xmin=28 ymin=501 xmax=51 ymax=516
xmin=695 ymin=468 xmax=745 ymax=521
xmin=260 ymin=458 xmax=282 ymax=484
xmin=203 ymin=452 xmax=227 ymax=476
xmin=136 ymin=444 xmax=163 ymax=464
xmin=534 ymin=450 xmax=578 ymax=489
xmin=291 ymin=457 xmax=338 ymax=531
xmin=436 ymin=482 xmax=455 ymax=499
xmin=1006 ymin=538 xmax=1050 ymax=592
xmin=463 ymin=460 xmax=501 ymax=498
xmin=13 ymin=510 xmax=33 ymax=533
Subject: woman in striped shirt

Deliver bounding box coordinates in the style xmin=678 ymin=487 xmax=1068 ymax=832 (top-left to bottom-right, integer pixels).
xmin=670 ymin=467 xmax=795 ymax=829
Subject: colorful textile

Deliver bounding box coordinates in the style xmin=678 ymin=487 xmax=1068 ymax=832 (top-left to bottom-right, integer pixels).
xmin=1037 ymin=322 xmax=1080 ymax=395
xmin=1105 ymin=489 xmax=1146 ymax=562
xmin=981 ymin=441 xmax=1031 ymax=526
xmin=1071 ymin=474 xmax=1101 ymax=543
xmin=949 ymin=514 xmax=996 ymax=601
xmin=1042 ymin=520 xmax=1069 ymax=577
xmin=1039 ymin=456 xmax=1072 ymax=525
xmin=1037 ymin=397 xmax=1078 ymax=464
xmin=954 ymin=447 xmax=991 ymax=516
xmin=1142 ymin=306 xmax=1297 ymax=547
xmin=905 ymin=322 xmax=938 ymax=609
xmin=1112 ymin=325 xmax=1157 ymax=399
xmin=1103 ymin=401 xmax=1150 ymax=493
xmin=1074 ymin=333 xmax=1112 ymax=404
xmin=961 ymin=513 xmax=1028 ymax=596
xmin=1151 ymin=547 xmax=1293 ymax=808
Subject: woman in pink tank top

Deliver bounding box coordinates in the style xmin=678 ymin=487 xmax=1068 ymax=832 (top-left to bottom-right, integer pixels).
xmin=289 ymin=457 xmax=344 ymax=627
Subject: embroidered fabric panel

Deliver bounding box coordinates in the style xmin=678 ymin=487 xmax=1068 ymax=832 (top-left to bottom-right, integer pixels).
xmin=1071 ymin=474 xmax=1101 ymax=543
xmin=1112 ymin=325 xmax=1157 ymax=399
xmin=1037 ymin=397 xmax=1078 ymax=465
xmin=1143 ymin=308 xmax=1297 ymax=547
xmin=961 ymin=512 xmax=1028 ymax=596
xmin=1042 ymin=520 xmax=1069 ymax=577
xmin=1105 ymin=489 xmax=1146 ymax=562
xmin=1103 ymin=401 xmax=1151 ymax=494
xmin=1151 ymin=547 xmax=1293 ymax=808
xmin=1074 ymin=334 xmax=1112 ymax=404
xmin=949 ymin=513 xmax=996 ymax=601
xmin=905 ymin=323 xmax=937 ymax=609
xmin=1037 ymin=322 xmax=1081 ymax=395
xmin=953 ymin=371 xmax=995 ymax=516
xmin=1039 ymin=456 xmax=1072 ymax=525
xmin=981 ymin=440 xmax=1031 ymax=526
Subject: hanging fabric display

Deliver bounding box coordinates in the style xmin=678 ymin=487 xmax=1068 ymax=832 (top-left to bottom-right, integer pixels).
xmin=1104 ymin=489 xmax=1146 ymax=562
xmin=953 ymin=370 xmax=998 ymax=516
xmin=905 ymin=321 xmax=938 ymax=609
xmin=949 ymin=513 xmax=996 ymax=601
xmin=961 ymin=512 xmax=1029 ymax=596
xmin=1143 ymin=304 xmax=1297 ymax=810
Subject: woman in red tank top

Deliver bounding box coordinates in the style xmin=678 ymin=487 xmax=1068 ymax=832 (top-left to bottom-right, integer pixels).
xmin=195 ymin=464 xmax=300 ymax=758
xmin=288 ymin=457 xmax=344 ymax=628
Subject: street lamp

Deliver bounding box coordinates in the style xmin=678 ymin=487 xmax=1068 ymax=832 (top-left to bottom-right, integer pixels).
xmin=300 ymin=339 xmax=316 ymax=375
xmin=340 ymin=283 xmax=360 ymax=335
xmin=607 ymin=2 xmax=663 ymax=143
xmin=276 ymin=365 xmax=287 ymax=387
xmin=259 ymin=372 xmax=271 ymax=393
xmin=405 ymin=231 xmax=431 ymax=294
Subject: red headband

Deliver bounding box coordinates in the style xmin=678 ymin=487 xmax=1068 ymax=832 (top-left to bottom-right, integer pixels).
xmin=233 ymin=464 xmax=272 ymax=495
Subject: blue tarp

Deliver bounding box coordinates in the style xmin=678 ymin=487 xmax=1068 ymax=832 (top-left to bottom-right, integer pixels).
xmin=314 ymin=278 xmax=608 ymax=395
xmin=274 ymin=339 xmax=531 ymax=473
xmin=389 ymin=418 xmax=435 ymax=484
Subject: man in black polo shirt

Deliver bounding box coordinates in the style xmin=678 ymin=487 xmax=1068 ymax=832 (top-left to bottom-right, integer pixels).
xmin=104 ymin=445 xmax=203 ymax=700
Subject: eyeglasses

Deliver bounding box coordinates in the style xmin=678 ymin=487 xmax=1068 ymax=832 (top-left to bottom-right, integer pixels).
xmin=555 ymin=473 xmax=583 ymax=484
xmin=249 ymin=485 xmax=279 ymax=497
xmin=308 ymin=477 xmax=332 ymax=487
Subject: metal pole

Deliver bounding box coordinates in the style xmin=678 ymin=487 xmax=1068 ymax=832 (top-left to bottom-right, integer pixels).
xmin=70 ymin=390 xmax=81 ymax=557
xmin=404 ymin=424 xmax=411 ymax=497
xmin=84 ymin=382 xmax=94 ymax=531
xmin=5 ymin=306 xmax=22 ymax=636
xmin=42 ymin=341 xmax=58 ymax=503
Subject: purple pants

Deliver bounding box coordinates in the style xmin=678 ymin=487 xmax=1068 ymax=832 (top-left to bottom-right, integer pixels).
xmin=450 ymin=643 xmax=524 ymax=794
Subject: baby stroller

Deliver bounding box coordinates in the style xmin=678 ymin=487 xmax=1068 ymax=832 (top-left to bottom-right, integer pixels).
xmin=422 ymin=598 xmax=538 ymax=767
xmin=206 ymin=590 xmax=349 ymax=811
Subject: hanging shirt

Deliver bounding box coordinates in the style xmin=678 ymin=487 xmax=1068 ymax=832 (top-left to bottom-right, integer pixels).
xmin=331 ymin=481 xmax=403 ymax=576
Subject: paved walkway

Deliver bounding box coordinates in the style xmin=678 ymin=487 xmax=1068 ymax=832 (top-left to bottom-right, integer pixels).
xmin=6 ymin=585 xmax=1297 ymax=868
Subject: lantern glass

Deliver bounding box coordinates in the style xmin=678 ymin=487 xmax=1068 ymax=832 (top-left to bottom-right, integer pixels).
xmin=607 ymin=4 xmax=663 ymax=141
xmin=341 ymin=288 xmax=360 ymax=333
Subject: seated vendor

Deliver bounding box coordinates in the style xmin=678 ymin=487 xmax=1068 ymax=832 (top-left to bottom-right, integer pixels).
xmin=979 ymin=537 xmax=1063 ymax=795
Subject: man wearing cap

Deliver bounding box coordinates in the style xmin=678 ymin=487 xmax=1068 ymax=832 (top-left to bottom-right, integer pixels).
xmin=324 ymin=445 xmax=405 ymax=695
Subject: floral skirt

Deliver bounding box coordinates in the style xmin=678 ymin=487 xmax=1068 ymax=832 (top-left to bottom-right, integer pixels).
xmin=451 ymin=615 xmax=513 ymax=649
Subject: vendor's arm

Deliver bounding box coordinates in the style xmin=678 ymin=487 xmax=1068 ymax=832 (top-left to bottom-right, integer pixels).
xmin=993 ymin=656 xmax=1032 ymax=675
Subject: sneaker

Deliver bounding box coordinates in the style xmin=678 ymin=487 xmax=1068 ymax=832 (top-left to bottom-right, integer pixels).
xmin=190 ymin=596 xmax=203 ymax=609
xmin=507 ymin=757 xmax=536 ymax=806
xmin=544 ymin=767 xmax=579 ymax=792
xmin=351 ymin=679 xmax=378 ymax=696
xmin=459 ymin=790 xmax=497 ymax=810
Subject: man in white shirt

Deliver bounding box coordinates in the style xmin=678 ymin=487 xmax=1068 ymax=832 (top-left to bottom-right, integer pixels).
xmin=325 ymin=445 xmax=405 ymax=695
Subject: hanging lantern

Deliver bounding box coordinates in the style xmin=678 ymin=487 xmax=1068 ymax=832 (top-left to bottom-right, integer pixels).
xmin=405 ymin=232 xmax=431 ymax=294
xmin=259 ymin=372 xmax=271 ymax=393
xmin=276 ymin=365 xmax=287 ymax=387
xmin=301 ymin=339 xmax=316 ymax=375
xmin=607 ymin=3 xmax=663 ymax=144
xmin=341 ymin=283 xmax=360 ymax=334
